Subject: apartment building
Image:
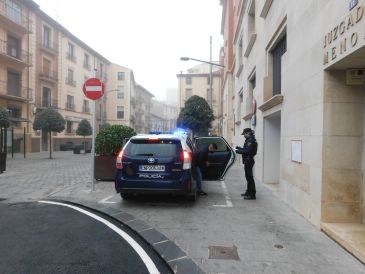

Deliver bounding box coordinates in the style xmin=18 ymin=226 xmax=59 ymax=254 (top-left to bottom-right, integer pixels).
xmin=150 ymin=99 xmax=178 ymax=132
xmin=177 ymin=63 xmax=222 ymax=135
xmin=221 ymin=0 xmax=365 ymax=261
xmin=134 ymin=84 xmax=154 ymax=134
xmin=0 ymin=0 xmax=37 ymax=153
xmin=105 ymin=63 xmax=136 ymax=128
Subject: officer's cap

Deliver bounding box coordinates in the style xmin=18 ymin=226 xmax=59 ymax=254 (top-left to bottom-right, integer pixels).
xmin=241 ymin=128 xmax=252 ymax=135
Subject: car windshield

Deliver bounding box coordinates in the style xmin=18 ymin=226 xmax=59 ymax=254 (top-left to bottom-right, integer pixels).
xmin=124 ymin=139 xmax=182 ymax=157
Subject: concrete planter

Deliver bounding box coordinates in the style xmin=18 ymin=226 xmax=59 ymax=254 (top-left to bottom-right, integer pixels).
xmin=94 ymin=155 xmax=117 ymax=181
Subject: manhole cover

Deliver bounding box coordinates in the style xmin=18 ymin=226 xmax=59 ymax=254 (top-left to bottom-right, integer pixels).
xmin=208 ymin=245 xmax=240 ymax=260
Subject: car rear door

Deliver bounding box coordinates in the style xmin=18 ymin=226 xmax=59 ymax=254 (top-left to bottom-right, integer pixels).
xmin=194 ymin=137 xmax=235 ymax=180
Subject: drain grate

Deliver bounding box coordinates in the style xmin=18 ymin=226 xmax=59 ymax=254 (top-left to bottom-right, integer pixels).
xmin=208 ymin=245 xmax=240 ymax=260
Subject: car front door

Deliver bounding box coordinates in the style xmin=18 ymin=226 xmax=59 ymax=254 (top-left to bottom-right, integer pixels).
xmin=194 ymin=137 xmax=236 ymax=180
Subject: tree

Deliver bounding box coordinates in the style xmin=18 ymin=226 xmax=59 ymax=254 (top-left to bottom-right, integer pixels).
xmin=33 ymin=108 xmax=65 ymax=159
xmin=76 ymin=119 xmax=92 ymax=153
xmin=0 ymin=107 xmax=10 ymax=128
xmin=95 ymin=125 xmax=136 ymax=156
xmin=177 ymin=95 xmax=214 ymax=136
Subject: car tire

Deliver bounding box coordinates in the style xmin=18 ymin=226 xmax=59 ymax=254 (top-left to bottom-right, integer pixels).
xmin=120 ymin=193 xmax=131 ymax=200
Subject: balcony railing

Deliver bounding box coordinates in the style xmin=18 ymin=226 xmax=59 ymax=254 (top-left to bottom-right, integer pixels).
xmin=65 ymin=102 xmax=75 ymax=111
xmin=41 ymin=99 xmax=58 ymax=108
xmin=65 ymin=77 xmax=76 ymax=87
xmin=83 ymin=62 xmax=91 ymax=70
xmin=66 ymin=52 xmax=77 ymax=62
xmin=0 ymin=0 xmax=33 ymax=32
xmin=0 ymin=80 xmax=32 ymax=101
xmin=39 ymin=41 xmax=58 ymax=55
xmin=82 ymin=106 xmax=90 ymax=113
xmin=39 ymin=70 xmax=58 ymax=82
xmin=0 ymin=39 xmax=32 ymax=66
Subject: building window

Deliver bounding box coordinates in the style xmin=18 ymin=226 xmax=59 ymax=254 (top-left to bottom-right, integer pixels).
xmin=5 ymin=0 xmax=21 ymax=23
xmin=100 ymin=63 xmax=104 ymax=78
xmin=43 ymin=26 xmax=51 ymax=48
xmin=185 ymin=88 xmax=192 ymax=100
xmin=7 ymin=105 xmax=21 ymax=126
xmin=117 ymin=72 xmax=125 ymax=80
xmin=66 ymin=95 xmax=74 ymax=110
xmin=66 ymin=69 xmax=75 ymax=86
xmin=67 ymin=43 xmax=75 ymax=61
xmin=117 ymin=106 xmax=124 ymax=119
xmin=83 ymin=100 xmax=90 ymax=113
xmin=185 ymin=76 xmax=192 ymax=85
xmin=7 ymin=34 xmax=20 ymax=59
xmin=248 ymin=0 xmax=256 ymax=39
xmin=117 ymin=86 xmax=124 ymax=99
xmin=238 ymin=92 xmax=243 ymax=119
xmin=272 ymin=35 xmax=287 ymax=95
xmin=66 ymin=120 xmax=73 ymax=134
xmin=84 ymin=53 xmax=90 ymax=69
xmin=42 ymin=87 xmax=51 ymax=107
xmin=7 ymin=70 xmax=21 ymax=96
xmin=238 ymin=36 xmax=243 ymax=68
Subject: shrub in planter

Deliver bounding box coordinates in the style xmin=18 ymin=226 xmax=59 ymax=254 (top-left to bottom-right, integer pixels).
xmin=94 ymin=125 xmax=136 ymax=180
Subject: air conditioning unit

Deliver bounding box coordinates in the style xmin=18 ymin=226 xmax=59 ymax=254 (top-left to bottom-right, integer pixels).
xmin=346 ymin=69 xmax=365 ymax=85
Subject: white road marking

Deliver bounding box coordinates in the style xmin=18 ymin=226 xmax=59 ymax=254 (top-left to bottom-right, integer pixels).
xmin=212 ymin=181 xmax=233 ymax=208
xmin=99 ymin=194 xmax=117 ymax=204
xmin=167 ymin=256 xmax=187 ymax=263
xmin=39 ymin=200 xmax=160 ymax=274
xmin=153 ymin=240 xmax=169 ymax=245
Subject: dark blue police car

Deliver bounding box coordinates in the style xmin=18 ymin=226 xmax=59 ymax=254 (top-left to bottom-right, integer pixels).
xmin=115 ymin=132 xmax=235 ymax=201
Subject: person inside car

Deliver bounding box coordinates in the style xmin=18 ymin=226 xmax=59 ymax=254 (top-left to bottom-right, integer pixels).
xmin=194 ymin=143 xmax=218 ymax=195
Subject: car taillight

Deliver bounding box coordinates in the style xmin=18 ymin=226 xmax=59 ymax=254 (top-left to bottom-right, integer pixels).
xmin=182 ymin=150 xmax=191 ymax=170
xmin=116 ymin=150 xmax=124 ymax=169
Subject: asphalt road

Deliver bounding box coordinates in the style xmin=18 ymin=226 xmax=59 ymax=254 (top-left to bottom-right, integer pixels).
xmin=0 ymin=201 xmax=171 ymax=274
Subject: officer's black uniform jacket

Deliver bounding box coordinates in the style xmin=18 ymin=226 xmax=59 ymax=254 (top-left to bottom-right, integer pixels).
xmin=235 ymin=135 xmax=257 ymax=162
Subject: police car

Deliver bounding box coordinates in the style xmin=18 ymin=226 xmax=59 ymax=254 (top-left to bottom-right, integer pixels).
xmin=114 ymin=131 xmax=235 ymax=201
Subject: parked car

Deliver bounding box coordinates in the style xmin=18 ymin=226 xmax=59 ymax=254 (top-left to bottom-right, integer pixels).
xmin=114 ymin=133 xmax=235 ymax=201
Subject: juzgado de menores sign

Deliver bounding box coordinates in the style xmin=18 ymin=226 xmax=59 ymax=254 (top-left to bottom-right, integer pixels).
xmin=323 ymin=5 xmax=364 ymax=65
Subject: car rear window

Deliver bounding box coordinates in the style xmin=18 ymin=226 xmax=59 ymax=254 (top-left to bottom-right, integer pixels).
xmin=124 ymin=139 xmax=182 ymax=157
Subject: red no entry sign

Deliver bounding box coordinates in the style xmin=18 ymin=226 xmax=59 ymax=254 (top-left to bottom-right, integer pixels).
xmin=83 ymin=78 xmax=105 ymax=100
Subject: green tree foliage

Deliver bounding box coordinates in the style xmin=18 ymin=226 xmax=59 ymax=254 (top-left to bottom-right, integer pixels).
xmin=177 ymin=95 xmax=214 ymax=136
xmin=33 ymin=108 xmax=65 ymax=159
xmin=33 ymin=108 xmax=65 ymax=133
xmin=76 ymin=119 xmax=92 ymax=153
xmin=95 ymin=125 xmax=136 ymax=156
xmin=0 ymin=107 xmax=10 ymax=128
xmin=76 ymin=119 xmax=92 ymax=137
xmin=100 ymin=123 xmax=111 ymax=130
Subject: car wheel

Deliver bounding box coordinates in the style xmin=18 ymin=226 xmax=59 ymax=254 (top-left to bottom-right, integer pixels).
xmin=120 ymin=193 xmax=131 ymax=200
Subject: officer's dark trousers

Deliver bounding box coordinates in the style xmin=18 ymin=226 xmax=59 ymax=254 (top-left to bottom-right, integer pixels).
xmin=244 ymin=158 xmax=256 ymax=195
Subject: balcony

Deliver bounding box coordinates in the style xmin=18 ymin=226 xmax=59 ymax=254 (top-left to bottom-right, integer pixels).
xmin=39 ymin=99 xmax=58 ymax=109
xmin=66 ymin=52 xmax=77 ymax=63
xmin=39 ymin=41 xmax=58 ymax=55
xmin=0 ymin=0 xmax=32 ymax=34
xmin=83 ymin=62 xmax=91 ymax=71
xmin=82 ymin=106 xmax=90 ymax=113
xmin=0 ymin=80 xmax=32 ymax=102
xmin=65 ymin=102 xmax=75 ymax=111
xmin=65 ymin=77 xmax=76 ymax=87
xmin=39 ymin=70 xmax=58 ymax=83
xmin=0 ymin=39 xmax=32 ymax=66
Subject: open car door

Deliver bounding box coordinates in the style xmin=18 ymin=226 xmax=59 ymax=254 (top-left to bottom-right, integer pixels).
xmin=194 ymin=137 xmax=236 ymax=180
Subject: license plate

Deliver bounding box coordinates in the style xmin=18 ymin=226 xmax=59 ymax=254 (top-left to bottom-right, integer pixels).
xmin=139 ymin=165 xmax=165 ymax=171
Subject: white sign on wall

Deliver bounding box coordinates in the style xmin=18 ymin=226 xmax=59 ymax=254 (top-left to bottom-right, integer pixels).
xmin=291 ymin=140 xmax=302 ymax=163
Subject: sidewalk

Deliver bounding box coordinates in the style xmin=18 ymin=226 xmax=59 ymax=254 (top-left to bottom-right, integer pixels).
xmin=1 ymin=152 xmax=364 ymax=273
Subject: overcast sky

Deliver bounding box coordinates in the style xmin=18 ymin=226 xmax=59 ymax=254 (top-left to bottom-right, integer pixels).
xmin=34 ymin=0 xmax=223 ymax=101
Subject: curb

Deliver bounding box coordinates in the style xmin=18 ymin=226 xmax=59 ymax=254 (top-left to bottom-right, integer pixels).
xmin=44 ymin=199 xmax=205 ymax=274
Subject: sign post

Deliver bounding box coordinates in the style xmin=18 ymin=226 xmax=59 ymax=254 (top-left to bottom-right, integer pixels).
xmin=83 ymin=78 xmax=105 ymax=191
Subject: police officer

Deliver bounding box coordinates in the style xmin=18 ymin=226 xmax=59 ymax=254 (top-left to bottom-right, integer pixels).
xmin=235 ymin=128 xmax=258 ymax=200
